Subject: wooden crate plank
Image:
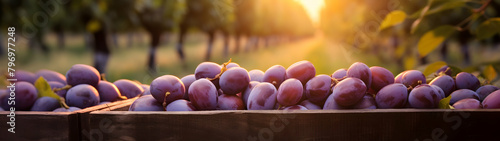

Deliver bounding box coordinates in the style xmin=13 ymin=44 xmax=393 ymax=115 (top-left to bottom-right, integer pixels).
xmin=79 ymin=98 xmax=137 ymax=140
xmin=87 ymin=109 xmax=500 ymax=141
xmin=0 ymin=111 xmax=78 ymax=141
xmin=0 ymin=98 xmax=134 ymax=141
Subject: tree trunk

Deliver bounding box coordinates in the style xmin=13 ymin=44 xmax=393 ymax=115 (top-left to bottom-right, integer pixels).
xmin=391 ymin=34 xmax=403 ymax=72
xmin=148 ymin=31 xmax=161 ymax=74
xmin=494 ymin=34 xmax=500 ymax=48
xmin=460 ymin=44 xmax=470 ymax=65
xmin=264 ymin=37 xmax=269 ymax=48
xmin=458 ymin=32 xmax=471 ymax=65
xmin=92 ymin=28 xmax=110 ymax=74
xmin=440 ymin=42 xmax=448 ymax=61
xmin=176 ymin=25 xmax=187 ymax=63
xmin=223 ymin=32 xmax=229 ymax=58
xmin=36 ymin=32 xmax=50 ymax=54
xmin=161 ymin=33 xmax=170 ymax=46
xmin=244 ymin=36 xmax=256 ymax=52
xmin=84 ymin=32 xmax=93 ymax=50
xmin=234 ymin=33 xmax=240 ymax=54
xmin=127 ymin=32 xmax=134 ymax=48
xmin=205 ymin=31 xmax=215 ymax=61
xmin=0 ymin=34 xmax=3 ymax=56
xmin=254 ymin=37 xmax=259 ymax=50
xmin=420 ymin=56 xmax=428 ymax=65
xmin=112 ymin=32 xmax=118 ymax=49
xmin=57 ymin=31 xmax=65 ymax=49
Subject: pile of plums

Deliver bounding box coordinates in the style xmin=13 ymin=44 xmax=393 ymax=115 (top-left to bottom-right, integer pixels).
xmin=0 ymin=64 xmax=148 ymax=112
xmin=129 ymin=60 xmax=500 ymax=111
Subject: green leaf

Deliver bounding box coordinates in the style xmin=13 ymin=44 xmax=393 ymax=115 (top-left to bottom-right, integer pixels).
xmin=475 ymin=18 xmax=500 ymax=40
xmin=423 ymin=61 xmax=447 ymax=76
xmin=379 ymin=10 xmax=407 ymax=31
xmin=418 ymin=25 xmax=456 ymax=57
xmin=34 ymin=77 xmax=61 ymax=100
xmin=448 ymin=65 xmax=462 ymax=76
xmin=462 ymin=66 xmax=477 ymax=73
xmin=484 ymin=65 xmax=498 ymax=82
xmin=439 ymin=94 xmax=453 ymax=109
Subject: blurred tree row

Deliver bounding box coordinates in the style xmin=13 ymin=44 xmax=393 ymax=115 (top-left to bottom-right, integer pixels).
xmin=0 ymin=0 xmax=314 ymax=74
xmin=320 ymin=0 xmax=500 ymax=83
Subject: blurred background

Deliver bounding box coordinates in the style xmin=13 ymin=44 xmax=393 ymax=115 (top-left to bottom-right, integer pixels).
xmin=1 ymin=0 xmax=499 ymax=85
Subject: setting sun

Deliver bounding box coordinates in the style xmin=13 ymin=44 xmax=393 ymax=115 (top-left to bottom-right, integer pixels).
xmin=295 ymin=0 xmax=325 ymax=25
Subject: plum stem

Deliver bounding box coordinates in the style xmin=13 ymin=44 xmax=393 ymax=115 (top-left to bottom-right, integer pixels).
xmin=330 ymin=77 xmax=338 ymax=90
xmin=330 ymin=76 xmax=346 ymax=90
xmin=407 ymin=85 xmax=413 ymax=92
xmin=101 ymin=73 xmax=107 ymax=81
xmin=436 ymin=67 xmax=451 ymax=77
xmin=59 ymin=97 xmax=70 ymax=109
xmin=162 ymin=92 xmax=171 ymax=108
xmin=118 ymin=95 xmax=128 ymax=100
xmin=482 ymin=79 xmax=489 ymax=86
xmin=54 ymin=85 xmax=72 ymax=92
xmin=208 ymin=58 xmax=232 ymax=81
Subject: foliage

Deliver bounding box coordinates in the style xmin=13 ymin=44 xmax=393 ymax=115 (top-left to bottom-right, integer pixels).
xmin=34 ymin=77 xmax=60 ymax=100
xmin=381 ymin=0 xmax=499 ymax=84
xmin=320 ymin=0 xmax=500 ymax=84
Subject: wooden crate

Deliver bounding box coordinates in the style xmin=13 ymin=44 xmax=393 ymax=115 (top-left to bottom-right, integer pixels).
xmin=0 ymin=99 xmax=134 ymax=141
xmin=79 ymin=98 xmax=137 ymax=140
xmin=86 ymin=102 xmax=500 ymax=141
xmin=0 ymin=111 xmax=79 ymax=141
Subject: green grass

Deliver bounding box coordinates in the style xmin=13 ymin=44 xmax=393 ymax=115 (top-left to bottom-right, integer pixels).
xmin=2 ymin=32 xmax=499 ymax=87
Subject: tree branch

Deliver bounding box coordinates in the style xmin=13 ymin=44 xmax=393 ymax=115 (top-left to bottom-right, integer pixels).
xmin=473 ymin=0 xmax=492 ymax=13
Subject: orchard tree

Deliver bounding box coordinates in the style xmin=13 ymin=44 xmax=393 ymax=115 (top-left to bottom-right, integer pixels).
xmin=320 ymin=0 xmax=499 ymax=83
xmin=0 ymin=0 xmax=24 ymax=56
xmin=107 ymin=0 xmax=141 ymax=48
xmin=107 ymin=0 xmax=142 ymax=48
xmin=48 ymin=0 xmax=81 ymax=50
xmin=240 ymin=0 xmax=313 ymax=51
xmin=21 ymin=1 xmax=51 ymax=53
xmin=176 ymin=0 xmax=235 ymax=62
xmin=284 ymin=0 xmax=315 ymax=38
xmin=378 ymin=0 xmax=500 ymax=83
xmin=72 ymin=0 xmax=113 ymax=74
xmin=233 ymin=0 xmax=258 ymax=53
xmin=134 ymin=0 xmax=186 ymax=74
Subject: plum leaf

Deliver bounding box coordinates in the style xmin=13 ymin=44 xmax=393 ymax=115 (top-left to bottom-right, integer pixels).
xmin=418 ymin=25 xmax=456 ymax=57
xmin=34 ymin=77 xmax=61 ymax=100
xmin=379 ymin=10 xmax=407 ymax=31
xmin=439 ymin=94 xmax=453 ymax=109
xmin=424 ymin=61 xmax=446 ymax=76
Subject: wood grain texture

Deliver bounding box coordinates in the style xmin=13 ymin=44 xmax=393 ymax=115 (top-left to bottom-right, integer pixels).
xmin=79 ymin=97 xmax=138 ymax=140
xmin=87 ymin=108 xmax=500 ymax=141
xmin=0 ymin=98 xmax=134 ymax=141
xmin=0 ymin=111 xmax=78 ymax=141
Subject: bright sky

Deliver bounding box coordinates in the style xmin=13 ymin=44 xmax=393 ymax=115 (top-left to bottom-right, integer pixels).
xmin=295 ymin=0 xmax=325 ymax=24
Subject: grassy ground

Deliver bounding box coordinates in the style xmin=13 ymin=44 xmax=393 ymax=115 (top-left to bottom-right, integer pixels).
xmin=2 ymin=32 xmax=499 ymax=86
